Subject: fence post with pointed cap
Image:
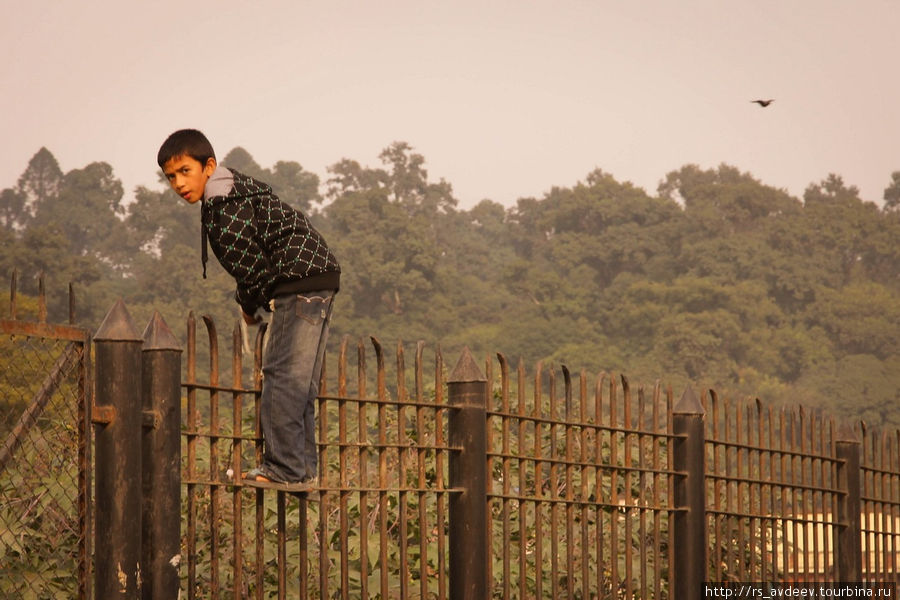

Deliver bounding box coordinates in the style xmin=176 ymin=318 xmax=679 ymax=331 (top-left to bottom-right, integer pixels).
xmin=93 ymin=299 xmax=143 ymax=598
xmin=447 ymin=347 xmax=489 ymax=600
xmin=141 ymin=311 xmax=182 ymax=600
xmin=835 ymin=422 xmax=862 ymax=581
xmin=672 ymin=385 xmax=707 ymax=598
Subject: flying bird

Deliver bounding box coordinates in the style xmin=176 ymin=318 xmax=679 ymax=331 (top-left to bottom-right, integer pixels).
xmin=751 ymin=99 xmax=774 ymax=107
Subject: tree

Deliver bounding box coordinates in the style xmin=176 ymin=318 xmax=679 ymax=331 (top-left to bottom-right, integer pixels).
xmin=17 ymin=147 xmax=63 ymax=221
xmin=5 ymin=141 xmax=900 ymax=433
xmin=220 ymin=147 xmax=265 ymax=179
xmin=378 ymin=141 xmax=457 ymax=215
xmin=804 ymin=283 xmax=900 ymax=360
xmin=31 ymin=162 xmax=127 ymax=266
xmin=320 ymin=143 xmax=461 ymax=343
xmin=220 ymin=147 xmax=322 ymax=212
xmin=267 ymin=161 xmax=321 ymax=213
xmin=0 ymin=188 xmax=26 ymax=231
xmin=125 ymin=182 xmax=200 ymax=257
xmin=658 ymin=163 xmax=800 ymax=235
xmin=802 ymin=174 xmax=889 ymax=285
xmin=882 ymin=171 xmax=900 ymax=212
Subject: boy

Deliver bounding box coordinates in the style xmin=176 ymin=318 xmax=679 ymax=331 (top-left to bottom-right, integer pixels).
xmin=157 ymin=129 xmax=340 ymax=490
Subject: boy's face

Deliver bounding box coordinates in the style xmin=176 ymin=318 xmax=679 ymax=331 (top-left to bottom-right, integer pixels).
xmin=162 ymin=155 xmax=216 ymax=204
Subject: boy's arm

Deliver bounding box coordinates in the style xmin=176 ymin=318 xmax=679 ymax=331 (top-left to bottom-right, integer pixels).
xmin=206 ymin=196 xmax=274 ymax=315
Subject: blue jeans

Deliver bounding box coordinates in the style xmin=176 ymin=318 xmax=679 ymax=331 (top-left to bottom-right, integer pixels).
xmin=259 ymin=290 xmax=334 ymax=482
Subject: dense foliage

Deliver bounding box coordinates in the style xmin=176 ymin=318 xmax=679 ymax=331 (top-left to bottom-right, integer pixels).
xmin=2 ymin=145 xmax=899 ymax=428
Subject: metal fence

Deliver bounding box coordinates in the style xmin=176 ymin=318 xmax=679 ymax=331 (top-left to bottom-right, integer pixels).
xmin=859 ymin=424 xmax=900 ymax=578
xmin=484 ymin=358 xmax=675 ymax=598
xmin=178 ymin=311 xmax=900 ymax=597
xmin=179 ymin=317 xmax=678 ymax=599
xmin=701 ymin=394 xmax=900 ymax=585
xmin=3 ymin=287 xmax=900 ymax=598
xmin=0 ymin=274 xmax=92 ymax=600
xmin=703 ymin=394 xmax=844 ymax=582
xmin=180 ymin=315 xmax=456 ymax=599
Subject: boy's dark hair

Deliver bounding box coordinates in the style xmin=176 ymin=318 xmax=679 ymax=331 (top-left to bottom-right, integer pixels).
xmin=157 ymin=129 xmax=216 ymax=168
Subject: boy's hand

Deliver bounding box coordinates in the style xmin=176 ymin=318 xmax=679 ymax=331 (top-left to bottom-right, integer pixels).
xmin=242 ymin=310 xmax=261 ymax=325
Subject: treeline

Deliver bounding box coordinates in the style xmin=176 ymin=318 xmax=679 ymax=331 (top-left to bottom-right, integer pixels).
xmin=2 ymin=144 xmax=899 ymax=428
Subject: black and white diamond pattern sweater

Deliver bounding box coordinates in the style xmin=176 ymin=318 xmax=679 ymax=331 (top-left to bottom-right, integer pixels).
xmin=201 ymin=169 xmax=340 ymax=315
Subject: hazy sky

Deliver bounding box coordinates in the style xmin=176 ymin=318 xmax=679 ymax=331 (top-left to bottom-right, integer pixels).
xmin=3 ymin=1 xmax=898 ymax=209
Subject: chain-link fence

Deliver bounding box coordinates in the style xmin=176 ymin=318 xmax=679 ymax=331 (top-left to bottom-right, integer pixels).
xmin=0 ymin=324 xmax=91 ymax=599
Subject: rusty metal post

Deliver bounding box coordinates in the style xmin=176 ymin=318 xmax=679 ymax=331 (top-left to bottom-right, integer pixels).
xmin=672 ymin=385 xmax=707 ymax=598
xmin=836 ymin=423 xmax=862 ymax=581
xmin=93 ymin=299 xmax=144 ymax=598
xmin=447 ymin=347 xmax=488 ymax=600
xmin=141 ymin=312 xmax=182 ymax=600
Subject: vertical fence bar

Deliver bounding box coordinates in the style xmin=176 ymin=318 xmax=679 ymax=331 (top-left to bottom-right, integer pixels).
xmin=141 ymin=312 xmax=183 ymax=600
xmin=596 ymin=375 xmax=606 ymax=596
xmin=9 ymin=268 xmax=18 ymax=318
xmin=396 ymin=341 xmax=410 ymax=600
xmin=356 ymin=340 xmax=370 ymax=600
xmin=78 ymin=297 xmax=93 ymax=600
xmin=483 ymin=354 xmax=494 ymax=594
xmin=337 ymin=338 xmax=350 ymax=600
xmin=533 ymin=362 xmax=545 ymax=599
xmin=637 ymin=386 xmax=648 ymax=599
xmin=836 ymin=423 xmax=862 ymax=581
xmin=609 ymin=376 xmax=620 ymax=592
xmin=201 ymin=316 xmax=222 ymax=598
xmin=562 ymin=367 xmax=575 ymax=599
xmin=548 ymin=368 xmax=559 ymax=600
xmin=317 ymin=342 xmax=331 ymax=600
xmin=736 ymin=403 xmax=747 ymax=582
xmin=578 ymin=371 xmax=590 ymax=598
xmin=230 ymin=322 xmax=244 ymax=598
xmin=253 ymin=324 xmax=266 ymax=600
xmin=623 ymin=376 xmax=634 ymax=598
xmin=516 ymin=359 xmax=528 ymax=600
xmin=672 ymin=385 xmax=706 ymax=598
xmin=497 ymin=354 xmax=512 ymax=600
xmin=709 ymin=392 xmax=722 ymax=581
xmin=372 ymin=337 xmax=389 ymax=599
xmin=435 ymin=346 xmax=448 ymax=600
xmin=827 ymin=419 xmax=840 ymax=582
xmin=184 ymin=314 xmax=198 ymax=598
xmin=415 ymin=341 xmax=429 ymax=600
xmin=447 ymin=347 xmax=488 ymax=600
xmin=93 ymin=299 xmax=143 ymax=598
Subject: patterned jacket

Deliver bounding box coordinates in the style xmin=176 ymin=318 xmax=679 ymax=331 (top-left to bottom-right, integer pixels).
xmin=201 ymin=169 xmax=340 ymax=315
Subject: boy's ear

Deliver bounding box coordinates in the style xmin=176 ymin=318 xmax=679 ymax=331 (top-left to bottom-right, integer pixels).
xmin=204 ymin=157 xmax=217 ymax=175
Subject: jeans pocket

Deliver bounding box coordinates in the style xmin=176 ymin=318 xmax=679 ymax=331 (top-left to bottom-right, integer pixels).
xmin=295 ymin=294 xmax=331 ymax=325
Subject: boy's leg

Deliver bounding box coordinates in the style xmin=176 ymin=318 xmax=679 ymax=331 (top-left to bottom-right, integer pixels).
xmin=259 ymin=290 xmax=334 ymax=483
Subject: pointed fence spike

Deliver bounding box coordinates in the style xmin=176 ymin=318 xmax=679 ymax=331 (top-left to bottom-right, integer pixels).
xmin=37 ymin=273 xmax=47 ymax=323
xmin=94 ymin=299 xmax=142 ymax=342
xmin=674 ymin=384 xmax=705 ymax=415
xmin=142 ymin=311 xmax=182 ymax=352
xmin=8 ymin=269 xmax=17 ymax=319
xmin=68 ymin=282 xmax=76 ymax=324
xmin=836 ymin=420 xmax=859 ymax=443
xmin=449 ymin=346 xmax=486 ymax=383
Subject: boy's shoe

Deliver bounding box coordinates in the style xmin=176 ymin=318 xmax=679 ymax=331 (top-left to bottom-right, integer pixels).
xmin=241 ymin=467 xmax=317 ymax=496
